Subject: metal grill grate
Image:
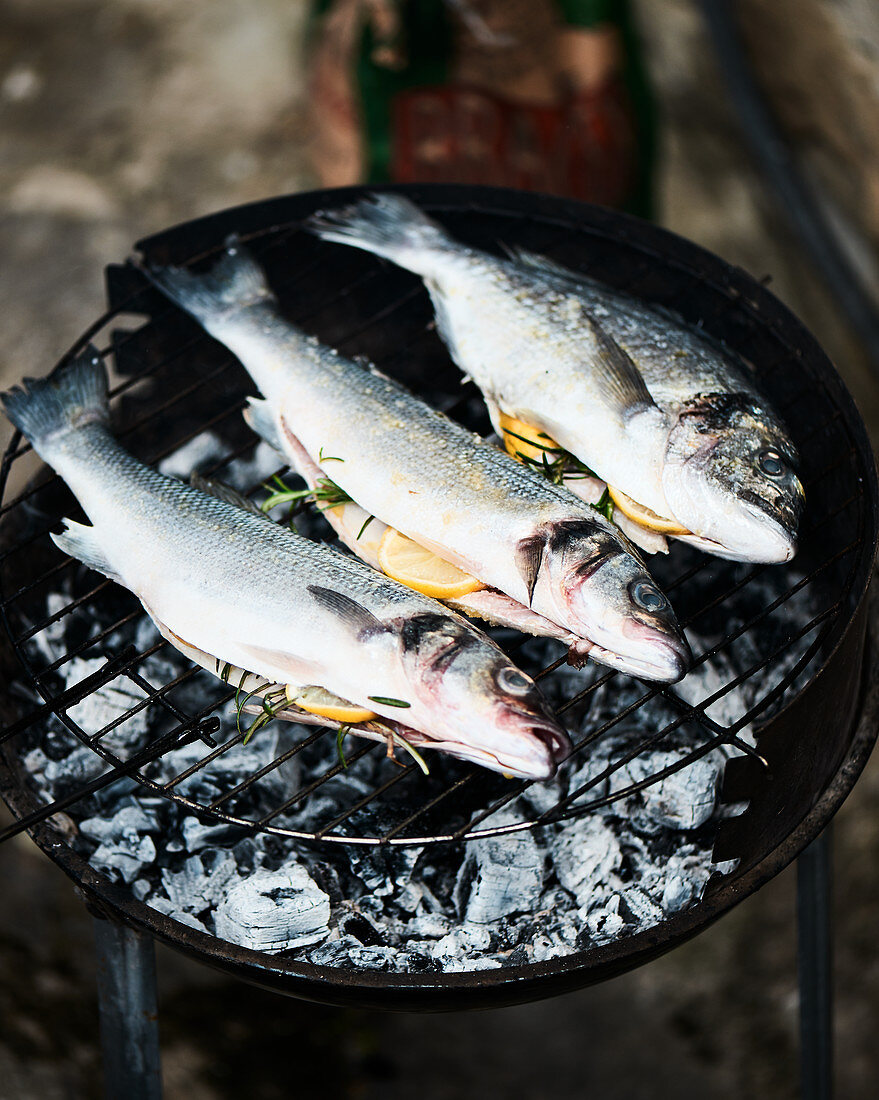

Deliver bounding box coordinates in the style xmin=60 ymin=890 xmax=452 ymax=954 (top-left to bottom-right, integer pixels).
xmin=0 ymin=186 xmax=874 ymax=851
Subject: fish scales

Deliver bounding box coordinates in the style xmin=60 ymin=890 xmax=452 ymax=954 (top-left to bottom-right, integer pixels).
xmin=307 ymin=194 xmax=804 ymax=565
xmin=148 ymin=244 xmax=692 ymax=682
xmin=2 ymin=352 xmax=573 ymax=779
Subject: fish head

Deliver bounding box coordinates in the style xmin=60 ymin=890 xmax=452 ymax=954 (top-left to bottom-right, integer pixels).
xmin=541 ymin=520 xmax=692 ymax=682
xmin=663 ymin=394 xmax=804 ymax=563
xmin=397 ymin=612 xmax=570 ymax=779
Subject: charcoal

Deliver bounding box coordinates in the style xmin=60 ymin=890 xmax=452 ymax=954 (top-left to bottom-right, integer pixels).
xmin=531 ymin=931 xmax=578 ymax=963
xmin=432 ymin=924 xmax=492 ymax=960
xmin=147 ymin=895 xmax=210 ymax=934
xmin=404 ymin=912 xmax=453 ymax=939
xmin=621 ymin=887 xmax=665 ymax=925
xmin=80 ymin=801 xmax=158 ymax=842
xmin=64 ymin=657 xmax=150 ymax=748
xmin=28 ymin=592 xmax=74 ymax=663
xmin=162 ymin=849 xmax=240 ymax=914
xmin=132 ymin=878 xmax=152 ymax=901
xmin=620 ymin=752 xmax=721 ymax=832
xmin=157 ymin=431 xmax=226 ymax=480
xmin=346 ymin=945 xmax=398 ymax=970
xmin=458 ymin=812 xmax=545 ymax=925
xmin=181 ymin=815 xmax=239 ymax=851
xmin=214 ymin=865 xmax=331 ymax=953
xmin=583 ymin=894 xmax=626 ymax=943
xmin=15 ymin=559 xmax=820 ymax=975
xmin=552 ymin=816 xmax=623 ymax=908
xmin=90 ymin=835 xmax=157 ymax=884
xmin=307 ymin=934 xmax=365 ymax=967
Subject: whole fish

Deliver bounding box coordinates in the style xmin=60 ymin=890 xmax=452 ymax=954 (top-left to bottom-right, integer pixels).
xmin=147 ymin=245 xmax=691 ymax=683
xmin=1 ymin=351 xmax=572 ymax=779
xmin=308 ymin=193 xmax=805 ymax=564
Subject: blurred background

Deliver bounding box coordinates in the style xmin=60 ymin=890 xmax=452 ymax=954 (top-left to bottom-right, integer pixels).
xmin=1 ymin=0 xmax=878 ymax=1096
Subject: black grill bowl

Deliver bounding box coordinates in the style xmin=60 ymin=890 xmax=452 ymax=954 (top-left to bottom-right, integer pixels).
xmin=0 ymin=184 xmax=877 ymax=1010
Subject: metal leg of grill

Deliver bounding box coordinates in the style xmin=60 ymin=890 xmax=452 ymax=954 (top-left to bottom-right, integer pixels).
xmin=797 ymin=825 xmax=833 ymax=1100
xmin=94 ymin=917 xmax=163 ymax=1100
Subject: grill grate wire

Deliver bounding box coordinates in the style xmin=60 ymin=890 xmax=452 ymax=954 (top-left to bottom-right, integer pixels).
xmin=0 ymin=194 xmax=870 ymax=848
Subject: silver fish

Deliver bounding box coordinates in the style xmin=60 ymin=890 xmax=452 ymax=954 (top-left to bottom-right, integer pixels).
xmin=147 ymin=244 xmax=691 ymax=682
xmin=1 ymin=351 xmax=571 ymax=779
xmin=308 ymin=193 xmax=805 ymax=564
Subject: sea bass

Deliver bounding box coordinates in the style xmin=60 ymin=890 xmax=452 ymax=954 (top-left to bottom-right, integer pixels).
xmin=147 ymin=245 xmax=691 ymax=683
xmin=1 ymin=351 xmax=572 ymax=779
xmin=308 ymin=193 xmax=805 ymax=564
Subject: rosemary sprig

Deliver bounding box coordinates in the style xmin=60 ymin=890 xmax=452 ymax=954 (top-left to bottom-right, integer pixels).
xmin=594 ymin=488 xmax=615 ymax=523
xmin=260 ymin=473 xmax=352 ymax=516
xmin=242 ymin=686 xmax=288 ymax=745
xmin=368 ymin=695 xmax=411 ymax=708
xmin=389 ymin=730 xmax=429 ymax=775
xmin=336 ymin=724 xmax=350 ymax=768
xmin=505 ymin=430 xmax=598 ymax=487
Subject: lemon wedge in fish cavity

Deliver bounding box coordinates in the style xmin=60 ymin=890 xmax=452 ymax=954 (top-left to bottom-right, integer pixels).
xmin=286 ymin=684 xmax=377 ymax=723
xmin=378 ymin=528 xmax=486 ymax=599
xmin=498 ymin=409 xmax=693 ymax=538
xmin=607 ymin=486 xmax=691 ymax=536
xmin=498 ymin=411 xmax=560 ymax=463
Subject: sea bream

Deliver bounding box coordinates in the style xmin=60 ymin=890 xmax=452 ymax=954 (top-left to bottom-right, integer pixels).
xmin=1 ymin=351 xmax=572 ymax=779
xmin=147 ymin=245 xmax=691 ymax=683
xmin=307 ymin=193 xmax=805 ymax=564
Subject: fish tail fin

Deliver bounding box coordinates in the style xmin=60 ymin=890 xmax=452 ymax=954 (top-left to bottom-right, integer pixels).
xmin=146 ymin=240 xmax=273 ymax=325
xmin=1 ymin=347 xmax=109 ymax=451
xmin=307 ymin=193 xmax=451 ymax=275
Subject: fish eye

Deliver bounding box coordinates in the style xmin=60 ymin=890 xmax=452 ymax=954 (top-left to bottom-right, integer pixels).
xmin=497 ymin=667 xmax=533 ymax=695
xmin=629 ymin=580 xmax=668 ymax=613
xmin=758 ymin=449 xmax=786 ymax=477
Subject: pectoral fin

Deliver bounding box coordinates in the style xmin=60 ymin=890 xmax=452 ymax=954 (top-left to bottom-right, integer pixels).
xmin=307 ymin=584 xmax=388 ymax=639
xmin=516 ymin=532 xmax=546 ymax=607
xmin=588 ymin=318 xmax=655 ymax=418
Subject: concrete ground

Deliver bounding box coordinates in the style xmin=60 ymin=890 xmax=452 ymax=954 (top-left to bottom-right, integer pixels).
xmin=1 ymin=1 xmax=878 ymax=1097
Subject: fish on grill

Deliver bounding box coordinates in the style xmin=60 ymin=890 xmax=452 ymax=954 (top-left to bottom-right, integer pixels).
xmin=147 ymin=244 xmax=692 ymax=683
xmin=1 ymin=352 xmax=573 ymax=780
xmin=307 ymin=193 xmax=805 ymax=564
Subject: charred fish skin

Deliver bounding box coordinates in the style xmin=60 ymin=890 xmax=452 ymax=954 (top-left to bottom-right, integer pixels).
xmin=307 ymin=193 xmax=804 ymax=565
xmin=147 ymin=244 xmax=691 ymax=684
xmin=1 ymin=351 xmax=571 ymax=780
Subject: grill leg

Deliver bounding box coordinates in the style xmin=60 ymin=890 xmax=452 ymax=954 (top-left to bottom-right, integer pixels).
xmin=94 ymin=917 xmax=163 ymax=1100
xmin=797 ymin=826 xmax=833 ymax=1100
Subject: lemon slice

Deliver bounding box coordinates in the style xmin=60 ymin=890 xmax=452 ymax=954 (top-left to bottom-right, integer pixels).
xmin=607 ymin=486 xmax=691 ymax=536
xmin=285 ymin=684 xmax=377 ymax=724
xmin=378 ymin=527 xmax=486 ymax=599
xmin=497 ymin=411 xmax=560 ymax=463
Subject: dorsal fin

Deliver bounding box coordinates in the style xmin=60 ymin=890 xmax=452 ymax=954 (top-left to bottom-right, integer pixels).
xmin=503 ymin=246 xmax=588 ymax=287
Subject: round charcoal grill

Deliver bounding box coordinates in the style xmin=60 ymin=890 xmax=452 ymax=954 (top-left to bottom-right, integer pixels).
xmin=0 ymin=185 xmax=877 ymax=1011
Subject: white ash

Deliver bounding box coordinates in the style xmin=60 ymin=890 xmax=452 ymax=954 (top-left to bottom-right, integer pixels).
xmin=455 ymin=810 xmax=545 ymax=925
xmin=214 ymin=866 xmax=332 ymax=953
xmin=11 ymin=437 xmax=825 ymax=972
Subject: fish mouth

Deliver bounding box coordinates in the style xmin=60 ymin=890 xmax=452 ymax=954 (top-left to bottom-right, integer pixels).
xmin=590 ymin=626 xmax=692 ymax=683
xmin=416 ymin=715 xmax=570 ymax=780
xmin=676 ymin=505 xmax=797 ymax=564
xmin=421 ymin=735 xmax=562 ymax=780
